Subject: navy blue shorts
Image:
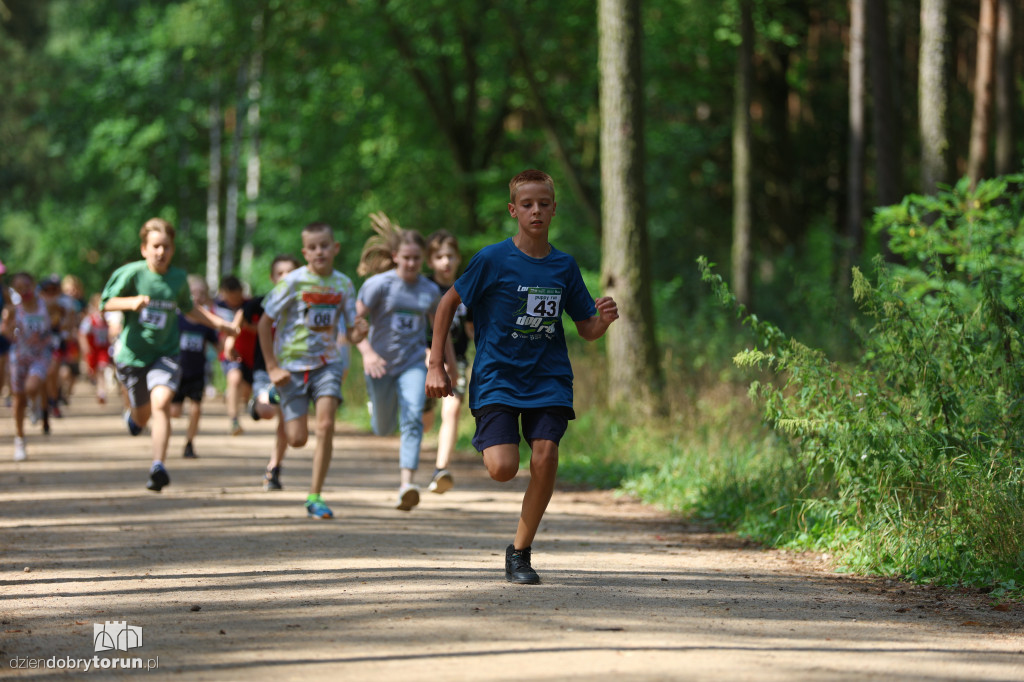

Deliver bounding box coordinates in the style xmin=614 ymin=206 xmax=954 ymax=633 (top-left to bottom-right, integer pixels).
xmin=470 ymin=405 xmax=575 ymax=452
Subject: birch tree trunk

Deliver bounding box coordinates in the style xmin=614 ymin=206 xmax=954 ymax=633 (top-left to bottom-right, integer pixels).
xmin=221 ymin=63 xmax=246 ymax=277
xmin=205 ymin=97 xmax=222 ymax=291
xmin=967 ymin=0 xmax=997 ymax=188
xmin=841 ymin=0 xmax=866 ymax=291
xmin=240 ymin=15 xmax=264 ymax=285
xmin=919 ymin=0 xmax=950 ymax=194
xmin=598 ymin=0 xmax=665 ymax=419
xmin=731 ymin=0 xmax=753 ymax=308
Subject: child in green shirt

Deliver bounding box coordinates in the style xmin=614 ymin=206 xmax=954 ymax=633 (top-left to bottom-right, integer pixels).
xmin=101 ymin=218 xmax=237 ymax=492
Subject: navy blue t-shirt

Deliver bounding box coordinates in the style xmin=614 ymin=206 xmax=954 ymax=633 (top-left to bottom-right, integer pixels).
xmin=454 ymin=238 xmax=596 ymax=410
xmin=177 ymin=314 xmax=218 ymax=380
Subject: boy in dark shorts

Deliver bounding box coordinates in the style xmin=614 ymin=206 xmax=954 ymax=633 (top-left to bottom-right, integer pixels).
xmin=170 ymin=275 xmax=220 ymax=459
xmin=425 ymin=169 xmax=619 ymax=584
xmin=238 ymin=254 xmax=301 ymax=490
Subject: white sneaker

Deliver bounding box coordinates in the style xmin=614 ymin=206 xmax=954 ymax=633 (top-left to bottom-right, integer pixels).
xmin=428 ymin=469 xmax=454 ymax=494
xmin=396 ymin=484 xmax=420 ymax=511
xmin=13 ymin=437 xmax=27 ymax=462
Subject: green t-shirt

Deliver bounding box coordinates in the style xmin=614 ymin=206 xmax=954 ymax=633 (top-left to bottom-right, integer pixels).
xmin=101 ymin=261 xmax=194 ymax=367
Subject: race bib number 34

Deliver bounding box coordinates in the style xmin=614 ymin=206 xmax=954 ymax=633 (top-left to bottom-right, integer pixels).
xmin=526 ymin=288 xmax=561 ymax=318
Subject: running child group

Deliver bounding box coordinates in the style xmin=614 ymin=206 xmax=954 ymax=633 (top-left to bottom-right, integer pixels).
xmin=1 ymin=169 xmax=619 ymax=585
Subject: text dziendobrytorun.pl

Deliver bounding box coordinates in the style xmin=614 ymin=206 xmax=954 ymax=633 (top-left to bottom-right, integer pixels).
xmin=9 ymin=655 xmax=159 ymax=671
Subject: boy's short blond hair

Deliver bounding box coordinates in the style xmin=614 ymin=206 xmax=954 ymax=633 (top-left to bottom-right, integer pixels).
xmin=509 ymin=169 xmax=555 ymax=203
xmin=302 ymin=222 xmax=334 ymax=240
xmin=140 ymin=217 xmax=176 ymax=244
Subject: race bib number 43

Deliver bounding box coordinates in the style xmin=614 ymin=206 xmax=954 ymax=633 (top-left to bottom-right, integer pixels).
xmin=526 ymin=288 xmax=561 ymax=318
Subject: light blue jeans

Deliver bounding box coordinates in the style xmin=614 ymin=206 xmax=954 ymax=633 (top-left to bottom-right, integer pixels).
xmin=365 ymin=364 xmax=427 ymax=471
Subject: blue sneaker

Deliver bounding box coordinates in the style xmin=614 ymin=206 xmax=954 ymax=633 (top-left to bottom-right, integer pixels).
xmin=146 ymin=463 xmax=170 ymax=492
xmin=124 ymin=410 xmax=143 ymax=437
xmin=268 ymin=387 xmax=281 ymax=405
xmin=305 ymin=498 xmax=333 ymax=519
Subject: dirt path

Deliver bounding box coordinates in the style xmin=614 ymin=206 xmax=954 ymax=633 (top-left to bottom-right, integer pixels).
xmin=1 ymin=399 xmax=1021 ymax=680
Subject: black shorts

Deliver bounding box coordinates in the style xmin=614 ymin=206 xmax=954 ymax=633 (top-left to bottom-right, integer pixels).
xmin=173 ymin=375 xmax=206 ymax=404
xmin=470 ymin=405 xmax=575 ymax=452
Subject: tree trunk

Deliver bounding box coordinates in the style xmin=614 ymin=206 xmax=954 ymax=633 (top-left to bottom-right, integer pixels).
xmin=598 ymin=0 xmax=665 ymax=419
xmin=731 ymin=0 xmax=754 ymax=308
xmin=994 ymin=0 xmax=1016 ymax=175
xmin=867 ymin=0 xmax=902 ymax=209
xmin=967 ymin=0 xmax=997 ymax=188
xmin=841 ymin=0 xmax=866 ymax=291
xmin=240 ymin=15 xmax=264 ymax=285
xmin=919 ymin=0 xmax=950 ymax=194
xmin=205 ymin=97 xmax=222 ymax=292
xmin=222 ymin=63 xmax=246 ymax=277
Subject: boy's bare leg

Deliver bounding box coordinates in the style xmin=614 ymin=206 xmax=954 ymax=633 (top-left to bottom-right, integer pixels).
xmin=130 ymin=403 xmax=153 ymax=428
xmin=283 ymin=416 xmax=309 ymax=449
xmin=434 ymin=394 xmax=462 ymax=470
xmin=148 ymin=386 xmax=175 ymax=464
xmin=268 ymin=418 xmax=287 ymax=469
xmin=482 ymin=443 xmax=520 ymax=483
xmin=13 ymin=391 xmax=27 ymax=438
xmin=309 ymin=395 xmax=338 ymax=496
xmin=226 ymin=368 xmax=242 ymax=421
xmin=187 ymin=401 xmax=202 ymax=443
xmin=514 ymin=439 xmax=559 ymax=549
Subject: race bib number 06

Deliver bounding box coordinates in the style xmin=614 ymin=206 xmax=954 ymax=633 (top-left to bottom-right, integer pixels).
xmin=306 ymin=305 xmax=338 ymax=330
xmin=180 ymin=331 xmax=205 ymax=352
xmin=526 ymin=288 xmax=561 ymax=318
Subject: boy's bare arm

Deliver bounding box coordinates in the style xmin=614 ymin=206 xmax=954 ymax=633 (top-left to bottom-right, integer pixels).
xmin=355 ymin=299 xmax=387 ymax=378
xmin=102 ymin=295 xmax=150 ymax=313
xmin=185 ymin=304 xmax=238 ymax=335
xmin=425 ymin=288 xmax=462 ymax=398
xmin=257 ymin=314 xmax=290 ymax=386
xmin=0 ymin=307 xmax=13 ymax=337
xmin=345 ymin=316 xmax=369 ymax=345
xmin=574 ymin=296 xmax=619 ymax=341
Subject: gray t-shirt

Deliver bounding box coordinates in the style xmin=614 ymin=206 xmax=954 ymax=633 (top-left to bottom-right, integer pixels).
xmin=262 ymin=266 xmax=357 ymax=372
xmin=358 ymin=270 xmax=441 ymax=376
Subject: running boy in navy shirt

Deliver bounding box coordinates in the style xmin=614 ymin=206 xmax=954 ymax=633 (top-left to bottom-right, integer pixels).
xmin=425 ymin=169 xmax=619 ymax=584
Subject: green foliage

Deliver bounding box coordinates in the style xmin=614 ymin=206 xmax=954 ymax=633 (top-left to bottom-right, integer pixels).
xmin=699 ymin=175 xmax=1024 ymax=587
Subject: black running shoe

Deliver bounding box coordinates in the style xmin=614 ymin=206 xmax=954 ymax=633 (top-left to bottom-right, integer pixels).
xmin=264 ymin=466 xmax=282 ymax=491
xmin=183 ymin=441 xmax=197 ymax=459
xmin=147 ymin=464 xmax=170 ymax=492
xmin=505 ymin=544 xmax=540 ymax=584
xmin=248 ymin=397 xmax=261 ymax=421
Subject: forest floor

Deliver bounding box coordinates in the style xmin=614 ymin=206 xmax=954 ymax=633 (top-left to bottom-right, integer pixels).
xmin=1 ymin=398 xmax=1022 ymax=681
